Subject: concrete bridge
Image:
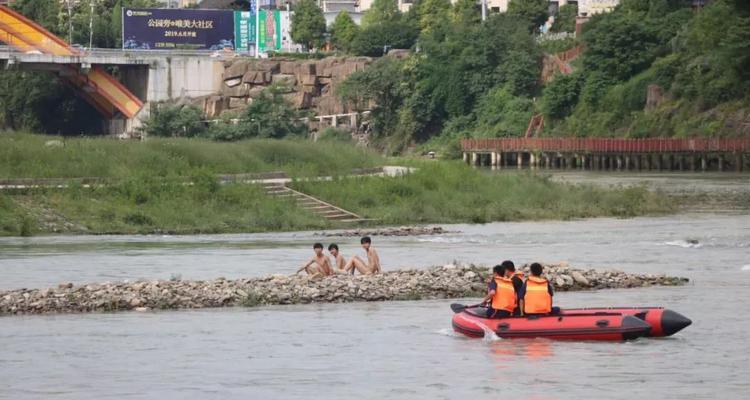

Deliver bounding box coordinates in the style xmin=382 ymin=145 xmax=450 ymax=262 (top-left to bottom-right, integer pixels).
xmin=0 ymin=5 xmax=225 ymax=135
xmin=462 ymin=138 xmax=750 ymax=172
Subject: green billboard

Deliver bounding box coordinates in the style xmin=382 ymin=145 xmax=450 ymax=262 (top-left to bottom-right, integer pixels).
xmin=234 ymin=10 xmax=281 ymax=53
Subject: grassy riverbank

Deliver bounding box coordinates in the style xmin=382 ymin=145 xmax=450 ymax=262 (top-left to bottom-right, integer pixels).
xmin=292 ymin=163 xmax=675 ymax=223
xmin=0 ymin=132 xmax=384 ymax=179
xmin=0 ymin=133 xmax=676 ymax=236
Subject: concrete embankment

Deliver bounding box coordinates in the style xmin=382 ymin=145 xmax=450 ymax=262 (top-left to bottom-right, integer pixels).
xmin=0 ymin=263 xmax=688 ymax=316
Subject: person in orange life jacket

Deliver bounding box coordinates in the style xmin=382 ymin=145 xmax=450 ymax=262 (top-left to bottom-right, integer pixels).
xmin=501 ymin=260 xmax=524 ymax=316
xmin=518 ymin=262 xmax=554 ymax=316
xmin=480 ymin=265 xmax=518 ymax=319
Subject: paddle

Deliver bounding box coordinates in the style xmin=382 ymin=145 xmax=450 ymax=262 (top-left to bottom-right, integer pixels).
xmin=450 ymin=303 xmax=484 ymax=313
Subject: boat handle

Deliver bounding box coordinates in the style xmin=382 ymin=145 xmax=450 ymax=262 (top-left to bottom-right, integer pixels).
xmin=596 ymin=319 xmax=610 ymax=327
xmin=497 ymin=323 xmax=510 ymax=331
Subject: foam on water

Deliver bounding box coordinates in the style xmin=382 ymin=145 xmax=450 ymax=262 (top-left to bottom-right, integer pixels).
xmin=741 ymin=265 xmax=750 ymax=271
xmin=664 ymin=240 xmax=703 ymax=249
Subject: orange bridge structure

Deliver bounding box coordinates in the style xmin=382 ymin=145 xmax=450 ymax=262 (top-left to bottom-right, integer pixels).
xmin=462 ymin=138 xmax=750 ymax=172
xmin=0 ymin=5 xmax=142 ymax=121
xmin=1 ymin=5 xmax=224 ymax=135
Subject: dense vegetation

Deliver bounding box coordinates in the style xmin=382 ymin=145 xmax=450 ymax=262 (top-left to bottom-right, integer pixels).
xmin=292 ymin=162 xmax=674 ymax=224
xmin=0 ymin=132 xmax=384 ymax=179
xmin=0 ymin=175 xmax=329 ymax=236
xmin=4 ymin=0 xmax=748 ymax=144
xmin=0 ymin=134 xmax=675 ymax=236
xmin=332 ymin=0 xmax=750 ymax=153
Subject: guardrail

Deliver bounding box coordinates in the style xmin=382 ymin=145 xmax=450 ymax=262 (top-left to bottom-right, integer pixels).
xmin=461 ymin=138 xmax=750 ymax=153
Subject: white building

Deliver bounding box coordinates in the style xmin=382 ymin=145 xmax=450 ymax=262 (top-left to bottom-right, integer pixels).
xmin=578 ymin=0 xmax=619 ymax=16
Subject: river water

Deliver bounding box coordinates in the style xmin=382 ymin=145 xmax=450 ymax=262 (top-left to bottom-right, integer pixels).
xmin=1 ymin=172 xmax=749 ymax=399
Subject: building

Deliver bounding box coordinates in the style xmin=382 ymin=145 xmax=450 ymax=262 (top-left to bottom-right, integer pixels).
xmin=577 ymin=0 xmax=618 ymax=16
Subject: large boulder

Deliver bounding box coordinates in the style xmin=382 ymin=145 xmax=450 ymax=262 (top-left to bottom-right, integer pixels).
xmin=224 ymin=60 xmax=250 ymax=80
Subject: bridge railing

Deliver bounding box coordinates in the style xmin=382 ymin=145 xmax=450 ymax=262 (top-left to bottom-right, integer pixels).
xmin=461 ymin=138 xmax=750 ymax=153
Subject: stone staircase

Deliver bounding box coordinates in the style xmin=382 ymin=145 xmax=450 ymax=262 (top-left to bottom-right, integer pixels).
xmin=261 ymin=182 xmax=366 ymax=223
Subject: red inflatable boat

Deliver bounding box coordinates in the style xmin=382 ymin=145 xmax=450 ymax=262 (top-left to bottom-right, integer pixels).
xmin=559 ymin=307 xmax=692 ymax=337
xmin=451 ymin=306 xmax=652 ymax=341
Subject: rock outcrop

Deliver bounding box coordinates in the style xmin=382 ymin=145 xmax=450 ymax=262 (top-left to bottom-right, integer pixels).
xmin=196 ymin=56 xmax=372 ymax=119
xmin=0 ymin=263 xmax=689 ymax=316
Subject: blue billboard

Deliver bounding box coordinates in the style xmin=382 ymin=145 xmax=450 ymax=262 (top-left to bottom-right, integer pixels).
xmin=122 ymin=8 xmax=234 ymax=50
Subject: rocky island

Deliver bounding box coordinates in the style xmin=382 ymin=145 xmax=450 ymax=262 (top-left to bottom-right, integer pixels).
xmin=0 ymin=263 xmax=688 ymax=316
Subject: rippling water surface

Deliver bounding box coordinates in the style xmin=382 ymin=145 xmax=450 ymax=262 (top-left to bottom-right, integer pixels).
xmin=1 ymin=172 xmax=749 ymax=399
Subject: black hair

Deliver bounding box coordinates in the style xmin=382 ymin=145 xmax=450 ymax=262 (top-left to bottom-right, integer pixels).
xmin=501 ymin=260 xmax=515 ymax=272
xmin=530 ymin=262 xmax=543 ymax=276
xmin=328 ymin=244 xmax=339 ymax=251
xmin=360 ymin=236 xmax=371 ymax=244
xmin=493 ymin=264 xmax=505 ymax=276
xmin=313 ymin=243 xmax=324 ymax=249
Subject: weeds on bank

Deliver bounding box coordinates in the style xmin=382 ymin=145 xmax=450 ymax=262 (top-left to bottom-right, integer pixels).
xmin=292 ymin=162 xmax=676 ymax=224
xmin=0 ymin=133 xmax=384 ymax=179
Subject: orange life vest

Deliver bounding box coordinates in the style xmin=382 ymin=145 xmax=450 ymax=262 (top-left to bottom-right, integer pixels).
xmin=524 ymin=276 xmax=552 ymax=314
xmin=491 ymin=277 xmax=517 ymax=312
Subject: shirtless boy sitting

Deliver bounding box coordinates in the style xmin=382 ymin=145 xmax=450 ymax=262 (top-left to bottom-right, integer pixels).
xmin=328 ymin=243 xmax=349 ymax=274
xmin=344 ymin=236 xmax=381 ymax=275
xmin=296 ymin=243 xmax=333 ymax=278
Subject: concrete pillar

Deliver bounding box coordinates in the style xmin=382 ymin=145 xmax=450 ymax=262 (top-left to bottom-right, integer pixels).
xmin=332 ymin=116 xmax=338 ymax=127
xmin=463 ymin=152 xmax=469 ymax=164
xmin=624 ymin=156 xmax=631 ymax=171
xmin=701 ymin=156 xmax=707 ymax=172
xmin=471 ymin=152 xmax=478 ymax=167
xmin=529 ymin=153 xmax=537 ymax=168
xmin=497 ymin=152 xmax=503 ymax=168
xmin=678 ymin=155 xmax=684 ymax=171
xmin=616 ymin=155 xmax=623 ymax=170
xmin=718 ymin=155 xmax=724 ymax=171
xmin=517 ymin=152 xmax=523 ymax=169
xmin=350 ymin=113 xmax=357 ymax=128
xmin=490 ymin=152 xmax=497 ymax=167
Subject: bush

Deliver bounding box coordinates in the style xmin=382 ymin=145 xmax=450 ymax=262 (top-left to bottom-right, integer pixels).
xmin=143 ymin=104 xmax=206 ymax=138
xmin=350 ymin=19 xmax=418 ymax=56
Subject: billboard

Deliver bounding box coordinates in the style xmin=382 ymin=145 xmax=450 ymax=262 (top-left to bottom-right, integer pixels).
xmin=233 ymin=10 xmax=282 ymax=53
xmin=122 ymin=8 xmax=235 ymax=50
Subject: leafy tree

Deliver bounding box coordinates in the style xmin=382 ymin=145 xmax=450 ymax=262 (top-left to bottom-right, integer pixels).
xmin=361 ymin=0 xmax=400 ymax=28
xmin=582 ymin=14 xmax=659 ymax=81
xmin=143 ymin=104 xmax=206 ymax=138
xmin=212 ymin=86 xmax=308 ymax=141
xmin=417 ymin=0 xmax=451 ymax=34
xmin=338 ymin=58 xmax=408 ymax=139
xmin=291 ymin=0 xmax=326 ymax=50
xmin=550 ymin=4 xmax=577 ymax=33
xmin=350 ymin=19 xmax=418 ymax=56
xmin=507 ymin=0 xmax=549 ymax=32
xmin=472 ymin=87 xmax=535 ymax=137
xmin=541 ymin=72 xmax=584 ymax=119
xmin=330 ymin=11 xmax=359 ymax=53
xmin=452 ymin=0 xmax=480 ymax=26
xmin=11 ymin=0 xmax=61 ymax=34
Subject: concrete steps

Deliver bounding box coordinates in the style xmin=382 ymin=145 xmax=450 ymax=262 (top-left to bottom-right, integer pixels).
xmin=262 ymin=182 xmax=366 ymax=223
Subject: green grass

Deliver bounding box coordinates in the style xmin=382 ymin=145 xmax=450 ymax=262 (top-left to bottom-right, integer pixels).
xmin=0 ymin=175 xmax=329 ymax=236
xmin=292 ymin=162 xmax=675 ymax=223
xmin=0 ymin=132 xmax=384 ymax=179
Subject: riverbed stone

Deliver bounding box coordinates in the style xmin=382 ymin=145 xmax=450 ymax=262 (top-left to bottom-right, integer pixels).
xmin=0 ymin=263 xmax=689 ymax=316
